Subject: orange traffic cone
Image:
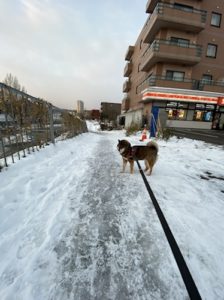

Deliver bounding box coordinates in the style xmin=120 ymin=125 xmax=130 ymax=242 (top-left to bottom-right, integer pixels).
xmin=140 ymin=127 xmax=147 ymax=141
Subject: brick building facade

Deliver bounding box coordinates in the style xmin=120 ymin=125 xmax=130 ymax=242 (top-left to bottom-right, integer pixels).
xmin=121 ymin=0 xmax=224 ymax=130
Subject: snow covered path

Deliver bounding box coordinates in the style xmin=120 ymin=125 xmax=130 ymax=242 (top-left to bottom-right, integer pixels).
xmin=0 ymin=128 xmax=224 ymax=300
xmin=52 ymin=133 xmax=185 ymax=300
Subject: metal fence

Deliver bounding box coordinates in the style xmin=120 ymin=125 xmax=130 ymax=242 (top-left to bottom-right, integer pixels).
xmin=0 ymin=82 xmax=88 ymax=170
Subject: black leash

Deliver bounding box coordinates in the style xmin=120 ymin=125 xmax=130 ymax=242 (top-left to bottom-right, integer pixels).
xmin=135 ymin=159 xmax=202 ymax=300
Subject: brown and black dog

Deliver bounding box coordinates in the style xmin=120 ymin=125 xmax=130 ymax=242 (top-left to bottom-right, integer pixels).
xmin=117 ymin=139 xmax=158 ymax=175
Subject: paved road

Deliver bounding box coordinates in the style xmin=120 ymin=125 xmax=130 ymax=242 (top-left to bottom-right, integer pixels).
xmin=170 ymin=128 xmax=224 ymax=146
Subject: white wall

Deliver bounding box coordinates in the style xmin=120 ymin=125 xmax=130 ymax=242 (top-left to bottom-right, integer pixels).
xmin=125 ymin=109 xmax=143 ymax=128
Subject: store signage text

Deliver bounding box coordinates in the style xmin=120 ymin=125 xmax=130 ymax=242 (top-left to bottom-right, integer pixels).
xmin=143 ymin=92 xmax=218 ymax=104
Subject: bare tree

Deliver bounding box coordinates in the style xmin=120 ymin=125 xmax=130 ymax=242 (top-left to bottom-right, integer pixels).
xmin=21 ymin=86 xmax=27 ymax=93
xmin=3 ymin=73 xmax=22 ymax=91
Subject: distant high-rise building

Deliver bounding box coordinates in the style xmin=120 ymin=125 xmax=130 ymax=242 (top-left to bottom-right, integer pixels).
xmin=77 ymin=100 xmax=84 ymax=114
xmin=121 ymin=0 xmax=224 ymax=130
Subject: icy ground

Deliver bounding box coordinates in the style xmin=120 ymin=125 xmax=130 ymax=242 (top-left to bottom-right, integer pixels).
xmin=0 ymin=122 xmax=224 ymax=300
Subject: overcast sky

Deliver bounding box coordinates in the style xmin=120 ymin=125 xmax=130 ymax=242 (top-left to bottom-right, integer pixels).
xmin=0 ymin=0 xmax=147 ymax=110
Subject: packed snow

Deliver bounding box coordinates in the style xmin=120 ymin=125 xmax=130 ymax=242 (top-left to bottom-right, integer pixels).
xmin=0 ymin=121 xmax=224 ymax=300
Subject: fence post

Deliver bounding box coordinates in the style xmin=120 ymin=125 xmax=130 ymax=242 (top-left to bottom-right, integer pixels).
xmin=1 ymin=86 xmax=14 ymax=163
xmin=0 ymin=130 xmax=8 ymax=167
xmin=48 ymin=103 xmax=55 ymax=144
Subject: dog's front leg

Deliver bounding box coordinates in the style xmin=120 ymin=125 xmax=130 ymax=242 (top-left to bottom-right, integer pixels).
xmin=122 ymin=158 xmax=127 ymax=173
xmin=130 ymin=160 xmax=134 ymax=174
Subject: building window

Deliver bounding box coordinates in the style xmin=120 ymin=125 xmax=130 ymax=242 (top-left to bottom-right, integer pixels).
xmin=173 ymin=3 xmax=193 ymax=12
xmin=166 ymin=70 xmax=185 ymax=81
xmin=170 ymin=37 xmax=190 ymax=47
xmin=206 ymin=44 xmax=217 ymax=58
xmin=194 ymin=111 xmax=203 ymax=121
xmin=167 ymin=109 xmax=187 ymax=120
xmin=193 ymin=104 xmax=214 ymax=122
xmin=166 ymin=102 xmax=188 ymax=120
xmin=211 ymin=12 xmax=222 ymax=27
xmin=165 ymin=101 xmax=215 ymax=122
xmin=193 ymin=111 xmax=213 ymax=122
xmin=201 ymin=74 xmax=213 ymax=84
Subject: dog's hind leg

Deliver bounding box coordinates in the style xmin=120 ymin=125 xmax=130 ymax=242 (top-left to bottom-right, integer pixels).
xmin=146 ymin=159 xmax=155 ymax=176
xmin=130 ymin=160 xmax=134 ymax=174
xmin=144 ymin=159 xmax=149 ymax=172
xmin=147 ymin=168 xmax=152 ymax=176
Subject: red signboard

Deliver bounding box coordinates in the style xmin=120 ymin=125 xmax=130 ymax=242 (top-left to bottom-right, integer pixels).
xmin=143 ymin=92 xmax=218 ymax=104
xmin=218 ymin=97 xmax=224 ymax=106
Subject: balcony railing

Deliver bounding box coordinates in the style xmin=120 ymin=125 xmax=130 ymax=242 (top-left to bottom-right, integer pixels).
xmin=122 ymin=96 xmax=130 ymax=111
xmin=143 ymin=3 xmax=207 ymax=43
xmin=146 ymin=0 xmax=158 ymax=13
xmin=140 ymin=39 xmax=202 ymax=71
xmin=124 ymin=62 xmax=133 ymax=77
xmin=193 ymin=80 xmax=224 ymax=93
xmin=137 ymin=76 xmax=224 ymax=94
xmin=123 ymin=80 xmax=131 ymax=92
xmin=125 ymin=45 xmax=134 ymax=61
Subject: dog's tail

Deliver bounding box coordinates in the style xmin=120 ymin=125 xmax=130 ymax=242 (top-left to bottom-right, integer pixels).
xmin=146 ymin=140 xmax=159 ymax=153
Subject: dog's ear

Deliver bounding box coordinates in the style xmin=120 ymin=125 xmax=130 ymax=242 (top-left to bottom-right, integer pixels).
xmin=118 ymin=139 xmax=120 ymax=142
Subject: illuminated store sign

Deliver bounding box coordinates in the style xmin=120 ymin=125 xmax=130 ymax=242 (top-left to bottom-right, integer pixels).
xmin=218 ymin=97 xmax=224 ymax=106
xmin=143 ymin=92 xmax=218 ymax=104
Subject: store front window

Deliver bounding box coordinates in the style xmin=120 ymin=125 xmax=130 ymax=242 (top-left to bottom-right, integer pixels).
xmin=167 ymin=109 xmax=186 ymax=120
xmin=205 ymin=111 xmax=212 ymax=121
xmin=165 ymin=101 xmax=215 ymax=122
xmin=193 ymin=110 xmax=213 ymax=121
xmin=166 ymin=101 xmax=188 ymax=120
xmin=178 ymin=109 xmax=186 ymax=119
xmin=194 ymin=111 xmax=204 ymax=121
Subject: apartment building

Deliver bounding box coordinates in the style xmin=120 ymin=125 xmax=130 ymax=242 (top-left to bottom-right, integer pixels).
xmin=121 ymin=0 xmax=224 ymax=130
xmin=100 ymin=102 xmax=121 ymax=123
xmin=77 ymin=100 xmax=84 ymax=114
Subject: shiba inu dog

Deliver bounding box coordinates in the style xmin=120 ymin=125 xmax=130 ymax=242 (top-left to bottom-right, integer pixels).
xmin=117 ymin=139 xmax=158 ymax=175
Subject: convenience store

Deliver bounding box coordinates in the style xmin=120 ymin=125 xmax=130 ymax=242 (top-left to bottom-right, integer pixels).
xmin=142 ymin=87 xmax=224 ymax=130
